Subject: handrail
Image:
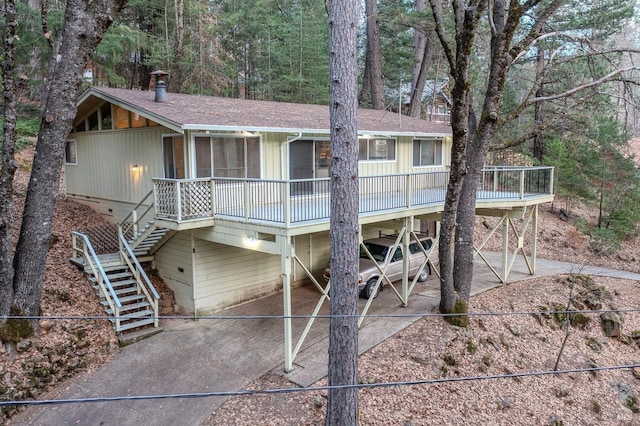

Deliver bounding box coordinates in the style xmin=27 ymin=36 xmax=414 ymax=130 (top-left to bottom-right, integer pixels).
xmin=152 ymin=166 xmax=555 ymax=224
xmin=119 ymin=190 xmax=154 ymax=239
xmin=71 ymin=231 xmax=122 ymax=314
xmin=118 ymin=234 xmax=160 ymax=327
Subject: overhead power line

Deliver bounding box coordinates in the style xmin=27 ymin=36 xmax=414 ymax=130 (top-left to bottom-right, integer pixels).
xmin=2 ymin=307 xmax=640 ymax=322
xmin=2 ymin=363 xmax=639 ymax=408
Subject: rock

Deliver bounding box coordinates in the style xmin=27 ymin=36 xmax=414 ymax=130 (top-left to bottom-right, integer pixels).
xmin=39 ymin=320 xmax=54 ymax=331
xmin=313 ymin=396 xmax=324 ymax=408
xmin=508 ymin=324 xmax=521 ymax=336
xmin=601 ymin=312 xmax=624 ymax=337
xmin=499 ymin=333 xmax=510 ymax=348
xmin=548 ymin=414 xmax=564 ymax=425
xmin=611 ymin=382 xmax=640 ymax=413
xmin=535 ymin=332 xmax=548 ymax=342
xmin=569 ymin=312 xmax=591 ymax=329
xmin=632 ymin=367 xmax=640 ymax=380
xmin=586 ymin=336 xmax=606 ymax=352
xmin=410 ymin=355 xmax=429 ymax=365
xmin=619 ymin=334 xmax=634 ymax=345
xmin=499 ymin=398 xmax=511 ymax=409
xmin=16 ymin=340 xmax=32 ymax=352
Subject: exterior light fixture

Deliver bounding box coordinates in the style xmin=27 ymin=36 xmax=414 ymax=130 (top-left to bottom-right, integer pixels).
xmin=245 ymin=235 xmax=258 ymax=247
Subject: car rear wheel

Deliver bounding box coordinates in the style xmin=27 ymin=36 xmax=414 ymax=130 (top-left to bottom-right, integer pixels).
xmin=362 ymin=279 xmax=380 ymax=299
xmin=416 ymin=264 xmax=430 ymax=282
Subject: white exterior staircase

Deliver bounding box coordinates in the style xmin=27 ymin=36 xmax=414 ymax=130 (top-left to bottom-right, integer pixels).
xmin=70 ymin=191 xmax=174 ymax=340
xmin=87 ymin=264 xmax=157 ymax=332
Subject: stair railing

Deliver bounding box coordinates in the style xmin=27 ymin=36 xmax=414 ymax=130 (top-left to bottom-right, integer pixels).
xmin=118 ymin=190 xmax=154 ymax=248
xmin=71 ymin=231 xmax=123 ymax=330
xmin=118 ymin=233 xmax=160 ymax=328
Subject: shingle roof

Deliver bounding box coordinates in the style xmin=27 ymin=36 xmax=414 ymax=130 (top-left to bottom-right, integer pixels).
xmin=81 ymin=87 xmax=452 ymax=137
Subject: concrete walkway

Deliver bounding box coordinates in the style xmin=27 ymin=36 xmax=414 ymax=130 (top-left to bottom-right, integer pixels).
xmin=10 ymin=254 xmax=640 ymax=426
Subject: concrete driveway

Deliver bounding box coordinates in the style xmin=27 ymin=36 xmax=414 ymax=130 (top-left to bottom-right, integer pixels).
xmin=10 ymin=253 xmax=640 ymax=425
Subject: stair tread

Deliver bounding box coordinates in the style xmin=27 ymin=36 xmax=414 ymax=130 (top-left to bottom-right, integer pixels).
xmin=106 ymin=306 xmax=153 ymax=316
xmin=91 ymin=279 xmax=137 ymax=290
xmin=85 ymin=264 xmax=128 ymax=274
xmin=95 ymin=286 xmax=139 ymax=296
xmin=101 ymin=294 xmax=147 ymax=305
xmin=115 ymin=318 xmax=156 ymax=332
xmin=79 ymin=221 xmax=167 ymax=336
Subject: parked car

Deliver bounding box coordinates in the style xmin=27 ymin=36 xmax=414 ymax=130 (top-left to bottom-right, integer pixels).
xmin=323 ymin=234 xmax=435 ymax=299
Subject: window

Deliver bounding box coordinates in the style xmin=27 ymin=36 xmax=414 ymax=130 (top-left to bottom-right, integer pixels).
xmin=65 ymin=140 xmax=77 ymax=165
xmin=163 ymin=136 xmax=185 ymax=179
xmin=413 ymin=139 xmax=443 ymax=167
xmin=358 ymin=138 xmax=396 ymax=161
xmin=409 ymin=238 xmax=432 ymax=254
xmin=99 ymin=103 xmax=112 ymax=130
xmin=195 ymin=135 xmax=260 ymax=179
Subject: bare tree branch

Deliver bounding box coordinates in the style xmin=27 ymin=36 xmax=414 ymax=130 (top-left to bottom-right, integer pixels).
xmin=531 ymin=67 xmax=640 ymax=103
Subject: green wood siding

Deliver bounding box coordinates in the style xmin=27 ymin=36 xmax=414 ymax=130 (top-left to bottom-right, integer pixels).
xmin=192 ymin=237 xmax=282 ymax=314
xmin=66 ymin=127 xmax=166 ymax=205
xmin=154 ymin=231 xmax=195 ymax=313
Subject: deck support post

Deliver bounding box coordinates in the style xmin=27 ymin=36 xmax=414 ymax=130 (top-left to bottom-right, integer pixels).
xmin=280 ymin=236 xmax=294 ymax=372
xmin=401 ymin=217 xmax=412 ymax=306
xmin=502 ymin=214 xmax=509 ymax=283
xmin=531 ymin=205 xmax=538 ymax=274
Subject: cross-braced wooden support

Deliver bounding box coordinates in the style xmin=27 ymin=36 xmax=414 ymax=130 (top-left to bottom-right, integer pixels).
xmin=473 ymin=205 xmax=538 ymax=283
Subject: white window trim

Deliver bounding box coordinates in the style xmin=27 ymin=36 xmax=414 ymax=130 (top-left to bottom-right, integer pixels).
xmin=190 ymin=133 xmax=263 ymax=180
xmin=412 ymin=138 xmax=443 ymax=168
xmin=65 ymin=139 xmax=78 ymax=165
xmin=358 ymin=137 xmax=397 ymax=162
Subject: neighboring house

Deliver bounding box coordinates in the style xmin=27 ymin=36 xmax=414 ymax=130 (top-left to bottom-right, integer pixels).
xmin=421 ymin=78 xmax=451 ymax=122
xmin=393 ymin=78 xmax=451 ymax=122
xmin=67 ymin=84 xmax=554 ymax=369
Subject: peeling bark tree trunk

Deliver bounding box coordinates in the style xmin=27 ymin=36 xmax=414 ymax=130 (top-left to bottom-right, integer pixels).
xmin=408 ymin=32 xmax=435 ymax=118
xmin=0 ymin=0 xmax=18 ymax=317
xmin=408 ymin=0 xmax=434 ymax=118
xmin=11 ymin=0 xmax=128 ymax=318
xmin=326 ymin=0 xmax=359 ymax=421
xmin=360 ymin=0 xmax=384 ymax=110
xmin=170 ymin=0 xmax=184 ymax=92
xmin=431 ymin=0 xmax=564 ymax=317
xmin=533 ymin=49 xmax=545 ymax=163
xmin=431 ymin=0 xmax=485 ymax=315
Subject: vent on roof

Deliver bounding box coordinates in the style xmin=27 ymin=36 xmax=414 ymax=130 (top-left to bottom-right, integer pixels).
xmin=150 ymin=70 xmax=169 ymax=103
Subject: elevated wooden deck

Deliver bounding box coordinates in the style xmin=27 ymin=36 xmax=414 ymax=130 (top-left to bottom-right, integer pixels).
xmin=152 ymin=166 xmax=555 ymax=232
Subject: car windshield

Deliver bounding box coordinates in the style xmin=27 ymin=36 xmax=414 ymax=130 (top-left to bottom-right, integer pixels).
xmin=361 ymin=242 xmax=388 ymax=262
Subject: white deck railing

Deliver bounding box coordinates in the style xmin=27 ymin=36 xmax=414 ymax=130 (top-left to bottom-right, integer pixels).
xmin=152 ymin=167 xmax=554 ymax=226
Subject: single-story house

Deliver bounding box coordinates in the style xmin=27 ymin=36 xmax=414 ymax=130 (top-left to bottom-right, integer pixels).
xmin=67 ymin=83 xmax=554 ymax=370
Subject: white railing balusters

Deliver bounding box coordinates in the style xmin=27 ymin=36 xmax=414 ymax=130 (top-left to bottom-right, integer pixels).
xmin=151 ymin=166 xmax=554 ymax=225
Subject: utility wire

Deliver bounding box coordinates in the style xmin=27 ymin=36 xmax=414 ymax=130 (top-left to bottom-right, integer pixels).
xmin=2 ymin=307 xmax=640 ymax=322
xmin=2 ymin=363 xmax=638 ymax=407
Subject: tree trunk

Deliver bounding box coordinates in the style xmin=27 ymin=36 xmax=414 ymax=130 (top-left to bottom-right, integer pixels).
xmin=170 ymin=0 xmax=184 ymax=92
xmin=326 ymin=0 xmax=359 ymax=422
xmin=12 ymin=0 xmax=128 ymax=318
xmin=408 ymin=0 xmax=431 ymax=118
xmin=361 ymin=0 xmax=384 ymax=110
xmin=533 ymin=49 xmax=545 ymax=163
xmin=408 ymin=30 xmax=435 ymax=118
xmin=0 ymin=0 xmax=18 ymax=317
xmin=431 ymin=0 xmax=486 ymax=318
xmin=358 ymin=54 xmax=371 ymax=106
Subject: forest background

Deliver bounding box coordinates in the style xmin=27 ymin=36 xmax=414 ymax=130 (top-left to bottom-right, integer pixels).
xmin=8 ymin=0 xmax=640 ymax=251
xmin=2 ymin=0 xmax=640 ymax=422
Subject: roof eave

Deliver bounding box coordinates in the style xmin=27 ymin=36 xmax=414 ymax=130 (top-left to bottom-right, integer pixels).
xmin=81 ymin=87 xmax=184 ymax=133
xmin=182 ymin=124 xmax=450 ymax=138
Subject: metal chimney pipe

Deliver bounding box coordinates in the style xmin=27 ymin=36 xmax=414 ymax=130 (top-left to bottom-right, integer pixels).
xmin=155 ymin=80 xmax=168 ymax=103
xmin=150 ymin=70 xmax=170 ymax=103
